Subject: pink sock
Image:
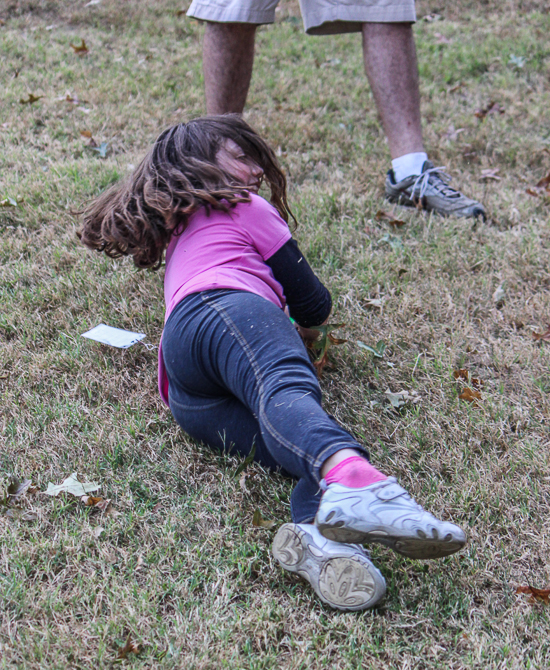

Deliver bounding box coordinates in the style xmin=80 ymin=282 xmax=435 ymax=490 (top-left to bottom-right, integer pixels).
xmin=324 ymin=456 xmax=388 ymax=488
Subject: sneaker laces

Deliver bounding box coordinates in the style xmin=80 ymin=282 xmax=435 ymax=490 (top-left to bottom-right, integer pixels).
xmin=411 ymin=166 xmax=460 ymax=200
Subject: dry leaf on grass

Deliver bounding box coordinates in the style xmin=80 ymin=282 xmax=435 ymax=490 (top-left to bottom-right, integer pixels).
xmin=480 ymin=168 xmax=501 ymax=181
xmin=70 ymin=40 xmax=89 ymax=54
xmin=358 ymin=340 xmax=386 ymax=359
xmin=535 ymin=171 xmax=550 ymax=189
xmin=117 ymin=635 xmax=141 ymax=659
xmin=7 ymin=478 xmax=32 ymax=500
xmin=306 ymin=323 xmax=346 ymax=376
xmin=252 ymin=509 xmax=276 ymax=529
xmin=453 ymin=369 xmax=484 ymax=388
xmin=80 ymin=129 xmax=92 ymax=138
xmin=516 ymin=585 xmax=550 ymax=604
xmin=375 ymin=210 xmax=406 ymax=228
xmin=532 ymin=326 xmax=550 ymax=343
xmin=526 ymin=172 xmax=550 ymax=198
xmin=492 ymin=285 xmax=506 ymax=306
xmin=459 ymin=387 xmax=482 ymax=404
xmin=81 ymin=495 xmax=111 ymax=512
xmin=45 ymin=473 xmax=100 ymax=497
xmin=19 ymin=94 xmax=43 ymax=105
xmin=364 ymin=298 xmax=384 ymax=308
xmin=6 ymin=509 xmax=38 ymax=521
xmin=474 ymin=101 xmax=505 ymax=120
xmin=384 ymin=389 xmax=420 ymax=409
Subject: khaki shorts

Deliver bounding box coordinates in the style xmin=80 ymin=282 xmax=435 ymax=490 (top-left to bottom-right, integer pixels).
xmin=187 ymin=0 xmax=416 ymax=35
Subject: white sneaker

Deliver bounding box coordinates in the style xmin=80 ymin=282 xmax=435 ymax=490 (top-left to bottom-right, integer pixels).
xmin=272 ymin=522 xmax=386 ymax=611
xmin=315 ymin=477 xmax=467 ymax=560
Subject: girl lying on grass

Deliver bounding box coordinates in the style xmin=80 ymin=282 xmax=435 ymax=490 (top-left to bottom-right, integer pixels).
xmin=80 ymin=115 xmax=466 ymax=611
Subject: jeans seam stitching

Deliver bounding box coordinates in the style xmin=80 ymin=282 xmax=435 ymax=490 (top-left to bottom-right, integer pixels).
xmin=204 ymin=295 xmax=316 ymax=466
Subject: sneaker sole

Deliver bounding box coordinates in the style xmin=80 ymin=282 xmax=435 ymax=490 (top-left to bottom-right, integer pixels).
xmin=316 ymin=522 xmax=466 ymax=560
xmin=272 ymin=523 xmax=385 ymax=611
xmin=385 ymin=192 xmax=486 ymax=221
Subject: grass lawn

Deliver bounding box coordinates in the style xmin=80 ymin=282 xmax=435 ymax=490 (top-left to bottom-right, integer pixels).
xmin=1 ymin=0 xmax=550 ymax=667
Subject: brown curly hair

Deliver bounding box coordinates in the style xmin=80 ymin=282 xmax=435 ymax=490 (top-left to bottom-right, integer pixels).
xmin=78 ymin=115 xmax=295 ymax=269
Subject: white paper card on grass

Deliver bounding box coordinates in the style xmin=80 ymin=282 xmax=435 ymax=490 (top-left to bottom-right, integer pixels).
xmin=81 ymin=323 xmax=146 ymax=349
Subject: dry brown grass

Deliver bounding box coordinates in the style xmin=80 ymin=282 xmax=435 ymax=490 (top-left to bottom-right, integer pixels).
xmin=1 ymin=0 xmax=550 ymax=668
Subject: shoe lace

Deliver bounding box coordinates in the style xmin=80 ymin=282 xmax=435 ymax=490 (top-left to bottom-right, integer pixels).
xmin=411 ymin=166 xmax=460 ymax=200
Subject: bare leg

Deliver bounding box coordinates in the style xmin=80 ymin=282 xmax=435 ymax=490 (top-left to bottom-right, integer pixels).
xmin=203 ymin=22 xmax=257 ymax=115
xmin=362 ymin=23 xmax=425 ymax=159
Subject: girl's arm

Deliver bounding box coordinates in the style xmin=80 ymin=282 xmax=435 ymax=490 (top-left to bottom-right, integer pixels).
xmin=266 ymin=238 xmax=332 ymax=328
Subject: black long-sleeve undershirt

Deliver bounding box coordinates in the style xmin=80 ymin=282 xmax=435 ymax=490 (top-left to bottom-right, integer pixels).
xmin=266 ymin=238 xmax=332 ymax=328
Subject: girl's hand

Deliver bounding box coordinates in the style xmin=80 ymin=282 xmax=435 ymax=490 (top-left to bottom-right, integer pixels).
xmin=296 ymin=324 xmax=322 ymax=342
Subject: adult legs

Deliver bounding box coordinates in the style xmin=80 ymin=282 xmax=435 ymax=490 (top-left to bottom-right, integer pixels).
xmin=362 ymin=22 xmax=424 ymax=160
xmin=203 ymin=23 xmax=257 ymax=115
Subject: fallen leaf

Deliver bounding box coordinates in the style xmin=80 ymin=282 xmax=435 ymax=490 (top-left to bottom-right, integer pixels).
xmin=117 ymin=635 xmax=141 ymax=659
xmin=375 ymin=209 xmax=406 ymax=228
xmin=81 ymin=495 xmax=102 ymax=506
xmin=252 ymin=509 xmax=276 ymax=529
xmin=453 ymin=370 xmax=483 ymax=388
xmin=307 ymin=323 xmax=346 ymax=376
xmin=0 ymin=197 xmax=18 ymax=207
xmin=6 ymin=509 xmax=38 ymax=521
xmin=70 ymin=39 xmax=89 ymax=54
xmin=459 ymin=387 xmax=482 ymax=403
xmin=532 ymin=326 xmax=550 ymax=343
xmin=45 ymin=473 xmax=100 ymax=497
xmin=239 ymin=473 xmax=249 ymax=494
xmin=81 ymin=495 xmax=111 ymax=512
xmin=444 ymin=125 xmax=465 ymax=141
xmin=7 ymin=478 xmax=32 ymax=499
xmin=80 ymin=129 xmax=92 ymax=138
xmin=19 ymin=94 xmax=43 ymax=105
xmin=357 ymin=340 xmax=386 ymax=359
xmin=535 ymin=171 xmax=550 ymax=189
xmin=526 ymin=188 xmax=540 ymax=197
xmin=93 ymin=525 xmax=105 ymax=539
xmin=60 ymin=93 xmax=86 ymax=104
xmin=233 ymin=442 xmax=257 ymax=478
xmin=474 ymin=101 xmax=505 ymax=120
xmin=493 ymin=285 xmax=506 ymax=307
xmin=364 ymin=298 xmax=383 ymax=308
xmin=480 ymin=168 xmax=501 ymax=181
xmin=384 ymin=389 xmax=420 ymax=409
xmin=516 ymin=585 xmax=550 ymax=604
xmin=92 ymin=141 xmax=109 ymax=158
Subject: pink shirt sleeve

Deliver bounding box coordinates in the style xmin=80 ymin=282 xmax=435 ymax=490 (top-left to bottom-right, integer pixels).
xmin=239 ymin=194 xmax=292 ymax=260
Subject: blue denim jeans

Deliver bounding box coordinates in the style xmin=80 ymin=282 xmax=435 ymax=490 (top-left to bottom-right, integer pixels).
xmin=162 ymin=289 xmax=369 ymax=523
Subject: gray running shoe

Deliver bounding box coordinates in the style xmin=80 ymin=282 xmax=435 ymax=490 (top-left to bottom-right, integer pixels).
xmin=272 ymin=522 xmax=386 ymax=611
xmin=385 ymin=160 xmax=486 ymax=220
xmin=315 ymin=477 xmax=467 ymax=560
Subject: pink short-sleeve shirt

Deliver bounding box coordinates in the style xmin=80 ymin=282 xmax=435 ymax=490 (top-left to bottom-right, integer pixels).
xmin=158 ymin=194 xmax=292 ymax=404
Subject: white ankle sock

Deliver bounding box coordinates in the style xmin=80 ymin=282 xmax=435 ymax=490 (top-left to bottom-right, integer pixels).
xmin=391 ymin=152 xmax=428 ymax=182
